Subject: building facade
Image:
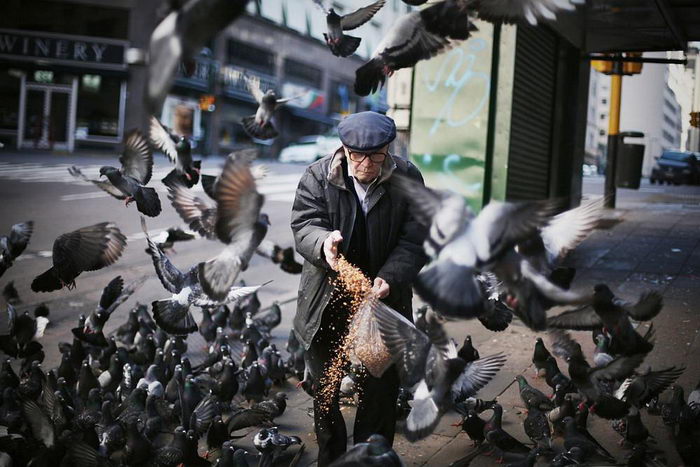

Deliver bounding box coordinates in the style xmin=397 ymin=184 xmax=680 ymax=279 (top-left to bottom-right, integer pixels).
xmin=0 ymin=0 xmax=409 ymax=155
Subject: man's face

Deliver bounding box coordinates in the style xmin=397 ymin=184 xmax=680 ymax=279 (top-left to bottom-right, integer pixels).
xmin=344 ymin=144 xmax=388 ymax=184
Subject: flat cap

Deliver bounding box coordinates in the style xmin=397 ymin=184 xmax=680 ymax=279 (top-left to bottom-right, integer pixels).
xmin=337 ymin=111 xmax=396 ymax=152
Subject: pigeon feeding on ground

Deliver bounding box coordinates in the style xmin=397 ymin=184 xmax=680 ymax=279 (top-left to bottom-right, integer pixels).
xmin=313 ymin=0 xmax=386 ymax=57
xmin=150 ymin=115 xmax=201 ymax=187
xmin=69 ymin=131 xmax=161 ymax=217
xmin=0 ymin=221 xmax=33 ymax=279
xmin=329 ymin=433 xmax=403 ymax=466
xmin=373 ymin=299 xmax=505 ymax=441
xmin=241 ymin=75 xmax=305 ymax=140
xmin=253 ymin=426 xmax=302 ymax=467
xmin=31 ymin=222 xmax=127 ymax=292
xmin=147 ymin=0 xmax=250 ymax=113
xmin=141 ymin=216 xmax=265 ymax=334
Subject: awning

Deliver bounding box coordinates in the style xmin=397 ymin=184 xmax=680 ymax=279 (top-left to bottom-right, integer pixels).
xmin=549 ymin=0 xmax=700 ymax=52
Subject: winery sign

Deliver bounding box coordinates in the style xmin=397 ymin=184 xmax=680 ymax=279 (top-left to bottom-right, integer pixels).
xmin=0 ymin=28 xmax=127 ymax=70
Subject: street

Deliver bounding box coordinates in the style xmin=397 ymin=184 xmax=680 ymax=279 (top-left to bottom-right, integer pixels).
xmin=1 ymin=156 xmax=700 ymax=466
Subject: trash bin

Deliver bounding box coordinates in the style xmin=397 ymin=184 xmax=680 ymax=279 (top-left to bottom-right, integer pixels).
xmin=615 ymin=132 xmax=645 ymax=189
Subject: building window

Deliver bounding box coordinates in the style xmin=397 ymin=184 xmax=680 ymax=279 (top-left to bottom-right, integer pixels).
xmin=601 ymin=98 xmax=607 ymax=104
xmin=600 ymin=114 xmax=606 ymax=120
xmin=599 ymin=129 xmax=605 ymax=136
xmin=329 ymin=80 xmax=358 ymax=115
xmin=75 ymin=74 xmax=122 ymax=139
xmin=284 ymin=58 xmax=322 ymax=89
xmin=227 ymin=39 xmax=276 ymax=76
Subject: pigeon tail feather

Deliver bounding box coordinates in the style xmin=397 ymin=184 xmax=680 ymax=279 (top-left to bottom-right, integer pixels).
xmin=241 ymin=115 xmax=278 ymax=140
xmin=31 ymin=267 xmax=62 ymax=293
xmin=326 ymin=33 xmax=361 ymax=57
xmin=152 ymin=299 xmax=197 ymax=334
xmin=354 ymin=56 xmax=386 ymax=96
xmin=405 ymin=396 xmax=440 ymax=441
xmin=134 ymin=186 xmax=162 ymax=217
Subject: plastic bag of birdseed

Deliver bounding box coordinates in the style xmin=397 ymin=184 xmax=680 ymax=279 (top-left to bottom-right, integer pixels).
xmin=345 ymin=298 xmax=393 ymax=378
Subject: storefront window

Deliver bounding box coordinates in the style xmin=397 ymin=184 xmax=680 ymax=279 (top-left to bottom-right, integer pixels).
xmin=329 ymin=80 xmax=357 ymax=116
xmin=0 ymin=70 xmax=21 ymax=131
xmin=75 ymin=74 xmax=121 ymax=139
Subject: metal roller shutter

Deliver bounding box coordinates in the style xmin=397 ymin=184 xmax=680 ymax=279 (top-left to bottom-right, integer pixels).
xmin=506 ymin=26 xmax=558 ymax=201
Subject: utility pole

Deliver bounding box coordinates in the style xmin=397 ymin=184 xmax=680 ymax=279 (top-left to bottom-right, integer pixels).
xmin=604 ymin=56 xmax=623 ymax=209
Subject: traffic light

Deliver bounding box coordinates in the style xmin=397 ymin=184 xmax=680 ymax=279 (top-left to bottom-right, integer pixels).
xmin=622 ymin=52 xmax=643 ymax=75
xmin=591 ymin=55 xmax=614 ymax=74
xmin=690 ymin=111 xmax=700 ymax=128
xmin=199 ymin=95 xmax=216 ymax=112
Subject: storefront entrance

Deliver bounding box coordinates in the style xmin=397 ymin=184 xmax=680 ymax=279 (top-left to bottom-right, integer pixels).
xmin=20 ymin=81 xmax=75 ymax=151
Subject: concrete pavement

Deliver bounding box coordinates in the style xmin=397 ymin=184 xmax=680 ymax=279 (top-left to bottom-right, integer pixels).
xmin=1 ymin=151 xmax=699 ymax=466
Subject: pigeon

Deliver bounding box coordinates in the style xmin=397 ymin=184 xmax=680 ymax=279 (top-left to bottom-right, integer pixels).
xmin=31 ymin=222 xmax=127 ymax=292
xmin=240 ymin=75 xmax=304 ymax=140
xmin=523 ymin=406 xmax=551 ymax=448
xmin=198 ymin=157 xmax=269 ymax=300
xmin=147 ymin=0 xmax=250 ymax=113
xmin=531 ymin=338 xmax=552 ymax=379
xmin=149 ymin=115 xmax=201 ymax=186
xmin=615 ymin=365 xmax=685 ymax=409
xmin=146 ymin=227 xmax=197 ymax=254
xmin=72 ymin=276 xmax=138 ymax=347
xmin=547 ymin=284 xmax=662 ymax=356
xmin=255 ymin=239 xmax=303 ymax=274
xmin=484 ymin=404 xmax=531 ymax=461
xmin=312 ymin=0 xmax=386 ymax=57
xmin=354 ymin=0 xmax=476 ymax=96
xmin=200 ymin=149 xmax=265 ymax=199
xmin=249 ymin=302 xmax=282 ymax=337
xmin=515 ymin=375 xmax=555 ymax=411
xmin=252 ymin=392 xmax=288 ymax=419
xmin=551 ymin=330 xmax=643 ymax=418
xmin=0 ymin=221 xmax=33 ymax=278
xmin=253 ymin=426 xmax=302 ymax=467
xmin=457 ymin=335 xmax=479 ymax=363
xmin=562 ymin=416 xmax=615 ymax=462
xmin=69 ymin=131 xmax=161 ymax=217
xmin=329 ymin=433 xmax=402 ymax=466
xmin=373 ymin=299 xmax=504 ymax=440
xmin=2 ymin=281 xmax=20 ymax=306
xmin=142 ymin=217 xmax=264 ymax=334
xmin=164 ymin=177 xmax=219 ymax=240
xmin=623 ymin=406 xmax=649 ymax=446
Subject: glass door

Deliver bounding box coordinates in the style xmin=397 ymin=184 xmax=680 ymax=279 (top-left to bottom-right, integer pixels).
xmin=22 ymin=85 xmax=72 ymax=150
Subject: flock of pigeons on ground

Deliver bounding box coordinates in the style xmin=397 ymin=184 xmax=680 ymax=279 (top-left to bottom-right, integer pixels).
xmin=146 ymin=0 xmax=586 ymax=141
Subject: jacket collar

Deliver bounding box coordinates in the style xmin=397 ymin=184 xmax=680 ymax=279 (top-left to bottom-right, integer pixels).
xmin=326 ymin=146 xmax=397 ymax=190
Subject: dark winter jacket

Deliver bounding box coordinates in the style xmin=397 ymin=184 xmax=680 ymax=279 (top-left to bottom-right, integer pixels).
xmin=290 ymin=147 xmax=427 ymax=349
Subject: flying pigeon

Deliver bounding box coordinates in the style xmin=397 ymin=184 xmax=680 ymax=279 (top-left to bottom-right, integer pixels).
xmin=147 ymin=0 xmax=250 ymax=113
xmin=31 ymin=222 xmax=127 ymax=292
xmin=313 ymin=0 xmax=386 ymax=57
xmin=69 ymin=130 xmax=161 ymax=217
xmin=141 ymin=217 xmax=264 ymax=334
xmin=0 ymin=221 xmax=33 ymax=278
xmin=241 ymin=75 xmax=305 ymax=140
xmin=149 ymin=115 xmax=201 ymax=187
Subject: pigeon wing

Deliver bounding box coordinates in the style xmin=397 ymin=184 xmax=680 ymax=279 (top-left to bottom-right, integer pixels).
xmin=201 ymin=174 xmax=218 ymax=200
xmin=474 ymin=0 xmax=580 ymax=26
xmin=450 ymin=352 xmax=507 ymax=402
xmin=624 ymin=291 xmax=663 ymax=321
xmin=149 ymin=116 xmax=179 ymax=164
xmin=53 ymin=222 xmax=127 ymax=279
xmin=589 ymin=353 xmax=646 ymax=383
xmin=119 ymin=130 xmax=154 ymax=184
xmin=546 ymin=305 xmax=602 ymax=330
xmin=68 ymin=166 xmax=126 ymax=200
xmin=341 ymin=0 xmax=386 ymax=30
xmin=8 ymin=221 xmax=34 ymax=259
xmin=214 ymin=157 xmax=264 ymax=244
xmin=372 ymin=298 xmax=432 ymax=387
xmin=141 ymin=217 xmax=186 ymax=294
xmin=244 ymin=75 xmax=265 ymax=104
xmin=99 ymin=276 xmax=124 ymax=311
xmin=540 ymin=198 xmax=603 ymax=263
xmin=165 ymin=178 xmax=218 ymax=238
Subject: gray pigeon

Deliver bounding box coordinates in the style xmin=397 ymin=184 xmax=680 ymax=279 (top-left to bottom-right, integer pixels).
xmin=241 ymin=75 xmax=304 ymax=140
xmin=313 ymin=0 xmax=386 ymax=57
xmin=0 ymin=221 xmax=33 ymax=278
xmin=31 ymin=222 xmax=127 ymax=292
xmin=253 ymin=426 xmax=302 ymax=467
xmin=141 ymin=217 xmax=263 ymax=334
xmin=147 ymin=0 xmax=250 ymax=113
xmin=373 ymin=299 xmax=504 ymax=441
xmin=149 ymin=115 xmax=201 ymax=187
xmin=198 ymin=157 xmax=269 ymax=301
xmin=70 ymin=130 xmax=160 ymax=217
xmin=329 ymin=433 xmax=403 ymax=466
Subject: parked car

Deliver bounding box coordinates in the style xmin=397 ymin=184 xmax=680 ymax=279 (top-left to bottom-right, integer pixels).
xmin=278 ymin=134 xmax=342 ymax=163
xmin=650 ymin=150 xmax=700 ymax=185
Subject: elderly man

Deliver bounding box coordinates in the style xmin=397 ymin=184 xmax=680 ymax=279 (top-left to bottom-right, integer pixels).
xmin=290 ymin=111 xmax=427 ymax=465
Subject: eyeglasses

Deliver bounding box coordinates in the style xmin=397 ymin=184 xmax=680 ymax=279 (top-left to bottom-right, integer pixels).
xmin=348 ymin=150 xmax=387 ymax=164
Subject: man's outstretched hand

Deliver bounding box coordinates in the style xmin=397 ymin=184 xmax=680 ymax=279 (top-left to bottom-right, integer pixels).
xmin=323 ymin=230 xmax=343 ymax=270
xmin=372 ymin=277 xmax=390 ymax=299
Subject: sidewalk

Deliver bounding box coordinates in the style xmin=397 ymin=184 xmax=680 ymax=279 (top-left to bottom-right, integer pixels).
xmin=239 ymin=197 xmax=700 ymax=467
